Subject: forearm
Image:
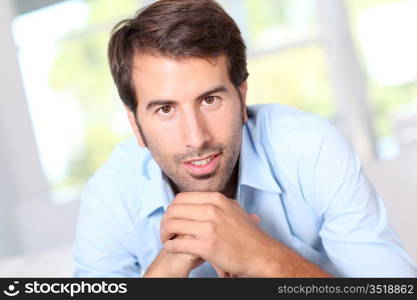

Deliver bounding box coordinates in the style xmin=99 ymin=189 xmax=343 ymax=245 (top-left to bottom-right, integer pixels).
xmin=255 ymin=240 xmax=332 ymax=278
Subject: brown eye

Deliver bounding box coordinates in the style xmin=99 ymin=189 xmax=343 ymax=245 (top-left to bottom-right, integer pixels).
xmin=204 ymin=96 xmax=215 ymax=105
xmin=160 ymin=105 xmax=172 ymax=114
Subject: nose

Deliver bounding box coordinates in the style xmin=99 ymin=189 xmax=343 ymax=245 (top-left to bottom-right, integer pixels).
xmin=181 ymin=107 xmax=212 ymax=149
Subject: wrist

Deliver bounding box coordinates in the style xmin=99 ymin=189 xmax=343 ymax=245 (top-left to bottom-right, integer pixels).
xmin=143 ymin=249 xmax=195 ymax=278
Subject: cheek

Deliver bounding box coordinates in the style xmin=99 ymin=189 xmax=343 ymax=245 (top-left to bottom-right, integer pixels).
xmin=213 ymin=106 xmax=242 ymax=137
xmin=144 ymin=120 xmax=182 ymax=153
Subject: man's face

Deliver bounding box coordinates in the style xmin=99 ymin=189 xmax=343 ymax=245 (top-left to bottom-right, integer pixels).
xmin=127 ymin=53 xmax=247 ymax=193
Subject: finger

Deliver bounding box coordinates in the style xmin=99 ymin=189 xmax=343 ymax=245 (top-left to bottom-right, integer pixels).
xmin=161 ymin=219 xmax=198 ymax=243
xmin=164 ymin=203 xmax=222 ymax=222
xmin=178 ymin=234 xmax=200 ymax=261
xmin=213 ymin=265 xmax=228 ymax=278
xmin=173 ymin=192 xmax=229 ymax=206
xmin=164 ymin=238 xmax=207 ymax=258
xmin=249 ymin=214 xmax=260 ymax=224
xmin=161 ymin=219 xmax=212 ymax=243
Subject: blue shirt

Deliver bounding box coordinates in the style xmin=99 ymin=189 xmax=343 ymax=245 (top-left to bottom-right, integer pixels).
xmin=74 ymin=103 xmax=417 ymax=277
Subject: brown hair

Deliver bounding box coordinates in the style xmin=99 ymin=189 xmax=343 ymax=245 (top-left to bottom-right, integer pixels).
xmin=108 ymin=0 xmax=248 ymax=113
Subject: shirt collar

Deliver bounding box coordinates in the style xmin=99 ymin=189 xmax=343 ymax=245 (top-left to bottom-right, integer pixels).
xmin=238 ymin=122 xmax=282 ymax=194
xmin=138 ymin=151 xmax=173 ymax=220
xmin=138 ymin=122 xmax=282 ymax=219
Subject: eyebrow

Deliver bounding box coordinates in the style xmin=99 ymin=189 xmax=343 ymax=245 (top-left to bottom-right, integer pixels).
xmin=145 ymin=85 xmax=228 ymax=111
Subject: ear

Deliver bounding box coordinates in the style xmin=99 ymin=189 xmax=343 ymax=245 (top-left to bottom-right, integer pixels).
xmin=238 ymin=80 xmax=248 ymax=123
xmin=125 ymin=106 xmax=146 ymax=148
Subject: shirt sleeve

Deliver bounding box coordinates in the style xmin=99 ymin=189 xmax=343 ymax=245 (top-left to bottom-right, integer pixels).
xmin=73 ymin=180 xmax=141 ymax=277
xmin=314 ymin=125 xmax=417 ymax=277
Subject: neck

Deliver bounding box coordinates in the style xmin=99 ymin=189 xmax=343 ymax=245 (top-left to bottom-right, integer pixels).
xmin=221 ymin=161 xmax=238 ymax=199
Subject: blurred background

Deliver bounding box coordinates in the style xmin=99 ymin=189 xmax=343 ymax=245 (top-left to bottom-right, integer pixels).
xmin=0 ymin=0 xmax=416 ymax=276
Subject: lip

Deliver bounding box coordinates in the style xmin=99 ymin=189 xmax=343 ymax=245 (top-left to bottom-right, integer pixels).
xmin=181 ymin=153 xmax=221 ymax=175
xmin=183 ymin=152 xmax=220 ymax=163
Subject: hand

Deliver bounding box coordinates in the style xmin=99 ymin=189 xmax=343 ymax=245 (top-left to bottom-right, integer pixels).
xmin=143 ymin=235 xmax=204 ymax=277
xmin=160 ymin=192 xmax=275 ymax=277
xmin=212 ymin=214 xmax=260 ymax=278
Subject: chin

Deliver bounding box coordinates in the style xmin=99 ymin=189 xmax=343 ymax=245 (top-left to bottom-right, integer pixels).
xmin=179 ymin=179 xmax=225 ymax=193
xmin=181 ymin=185 xmax=220 ymax=193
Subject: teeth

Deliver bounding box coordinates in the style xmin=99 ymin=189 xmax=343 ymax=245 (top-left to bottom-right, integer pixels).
xmin=190 ymin=156 xmax=213 ymax=166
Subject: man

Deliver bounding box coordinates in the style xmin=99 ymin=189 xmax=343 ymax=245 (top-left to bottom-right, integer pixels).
xmin=74 ymin=0 xmax=417 ymax=277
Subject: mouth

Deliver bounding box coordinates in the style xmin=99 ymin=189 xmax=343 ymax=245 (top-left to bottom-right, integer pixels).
xmin=181 ymin=152 xmax=221 ymax=175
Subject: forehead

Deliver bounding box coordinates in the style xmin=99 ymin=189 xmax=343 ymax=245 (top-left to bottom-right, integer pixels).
xmin=131 ymin=54 xmax=232 ymax=103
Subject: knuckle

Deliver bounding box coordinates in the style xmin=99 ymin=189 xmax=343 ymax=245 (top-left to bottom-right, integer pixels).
xmin=204 ymin=221 xmax=216 ymax=236
xmin=205 ymin=204 xmax=219 ymax=219
xmin=173 ymin=192 xmax=184 ymax=203
xmin=213 ymin=192 xmax=223 ymax=201
xmin=165 ymin=204 xmax=177 ymax=216
xmin=160 ymin=220 xmax=168 ymax=235
xmin=164 ymin=219 xmax=174 ymax=232
xmin=207 ymin=192 xmax=222 ymax=207
xmin=231 ymin=199 xmax=240 ymax=207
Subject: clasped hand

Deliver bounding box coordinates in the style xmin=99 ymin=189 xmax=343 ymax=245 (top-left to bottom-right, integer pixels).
xmin=160 ymin=192 xmax=274 ymax=277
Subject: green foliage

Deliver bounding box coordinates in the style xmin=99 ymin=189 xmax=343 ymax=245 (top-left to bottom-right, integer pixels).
xmin=247 ymin=46 xmax=335 ymax=118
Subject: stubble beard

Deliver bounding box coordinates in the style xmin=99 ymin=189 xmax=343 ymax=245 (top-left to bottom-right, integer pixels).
xmin=134 ymin=88 xmax=245 ymax=194
xmin=135 ymin=113 xmax=243 ymax=194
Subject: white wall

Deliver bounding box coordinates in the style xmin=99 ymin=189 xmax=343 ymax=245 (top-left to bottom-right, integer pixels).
xmin=365 ymin=153 xmax=417 ymax=264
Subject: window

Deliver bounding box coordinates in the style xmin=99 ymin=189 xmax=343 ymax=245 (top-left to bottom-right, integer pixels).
xmin=221 ymin=0 xmax=335 ymax=118
xmin=347 ymin=0 xmax=417 ymax=158
xmin=15 ymin=0 xmax=394 ymax=202
xmin=13 ymin=0 xmax=139 ymax=201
